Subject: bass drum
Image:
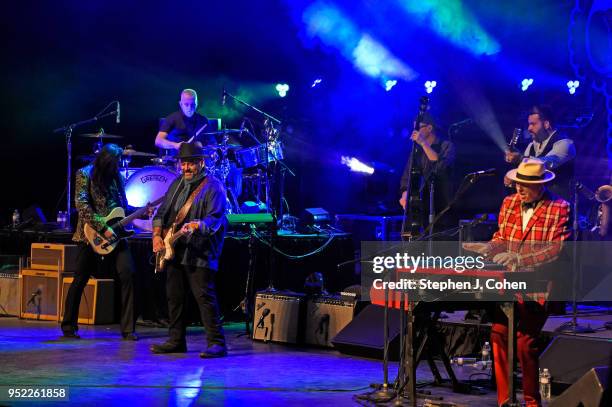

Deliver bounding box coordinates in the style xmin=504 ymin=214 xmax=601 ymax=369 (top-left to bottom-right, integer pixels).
xmin=125 ymin=166 xmax=178 ymax=231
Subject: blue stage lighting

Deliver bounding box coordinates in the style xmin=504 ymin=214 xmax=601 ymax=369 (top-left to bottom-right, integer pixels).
xmin=567 ymin=80 xmax=580 ymax=95
xmin=341 ymin=156 xmax=374 ymax=175
xmin=385 ymin=79 xmax=397 ymax=91
xmin=521 ymin=78 xmax=534 ymax=91
xmin=275 ymin=83 xmax=290 ymax=97
xmin=424 ymin=80 xmax=437 ymax=94
xmin=311 ymin=78 xmax=323 ymax=88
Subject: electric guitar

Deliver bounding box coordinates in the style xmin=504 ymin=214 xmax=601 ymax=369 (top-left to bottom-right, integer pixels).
xmin=154 ymin=221 xmax=200 ymax=273
xmin=84 ymin=197 xmax=164 ymax=255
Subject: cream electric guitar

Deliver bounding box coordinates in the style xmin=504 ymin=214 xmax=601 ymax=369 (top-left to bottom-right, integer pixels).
xmin=154 ymin=221 xmax=200 ymax=273
xmin=84 ymin=197 xmax=164 ymax=255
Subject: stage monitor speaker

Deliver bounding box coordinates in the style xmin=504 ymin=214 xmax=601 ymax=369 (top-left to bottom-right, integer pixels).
xmin=0 ymin=272 xmax=20 ymax=316
xmin=60 ymin=277 xmax=114 ymax=325
xmin=20 ymin=269 xmax=72 ymax=321
xmin=30 ymin=243 xmax=79 ymax=272
xmin=304 ymin=295 xmax=357 ymax=347
xmin=331 ymin=304 xmax=403 ymax=360
xmin=539 ymin=336 xmax=612 ymax=390
xmin=550 ymin=367 xmax=610 ymax=407
xmin=252 ymin=291 xmax=305 ymax=344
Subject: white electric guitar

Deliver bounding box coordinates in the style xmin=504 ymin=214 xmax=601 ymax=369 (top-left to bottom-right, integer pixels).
xmin=84 ymin=197 xmax=164 ymax=255
xmin=154 ymin=221 xmax=200 ymax=273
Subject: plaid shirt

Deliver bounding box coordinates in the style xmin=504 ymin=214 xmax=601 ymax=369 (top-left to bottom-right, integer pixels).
xmin=488 ymin=191 xmax=570 ymax=269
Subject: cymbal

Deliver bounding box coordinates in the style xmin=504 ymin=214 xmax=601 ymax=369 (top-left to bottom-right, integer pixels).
xmin=205 ymin=143 xmax=242 ymax=149
xmin=76 ymin=154 xmax=96 ymax=161
xmin=78 ymin=133 xmax=123 ymax=139
xmin=202 ymin=129 xmax=243 ymax=135
xmin=122 ymin=149 xmax=156 ymax=157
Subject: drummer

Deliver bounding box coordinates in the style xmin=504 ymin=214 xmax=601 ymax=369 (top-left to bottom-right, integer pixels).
xmin=155 ymin=89 xmax=217 ymax=151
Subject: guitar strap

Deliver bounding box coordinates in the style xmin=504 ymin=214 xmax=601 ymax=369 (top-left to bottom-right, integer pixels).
xmin=173 ymin=176 xmax=209 ymax=227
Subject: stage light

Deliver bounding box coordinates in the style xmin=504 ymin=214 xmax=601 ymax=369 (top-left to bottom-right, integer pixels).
xmin=385 ymin=79 xmax=397 ymax=91
xmin=521 ymin=78 xmax=534 ymax=91
xmin=311 ymin=78 xmax=323 ymax=88
xmin=341 ymin=156 xmax=374 ymax=175
xmin=275 ymin=83 xmax=290 ymax=97
xmin=302 ymin=3 xmax=417 ymax=83
xmin=425 ymin=80 xmax=437 ymax=94
xmin=567 ymin=80 xmax=580 ymax=95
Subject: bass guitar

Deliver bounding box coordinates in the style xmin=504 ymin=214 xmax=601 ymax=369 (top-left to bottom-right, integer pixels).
xmin=84 ymin=196 xmax=164 ymax=255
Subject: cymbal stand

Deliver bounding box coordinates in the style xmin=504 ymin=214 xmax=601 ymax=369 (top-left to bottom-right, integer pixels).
xmin=53 ymin=108 xmax=118 ymax=230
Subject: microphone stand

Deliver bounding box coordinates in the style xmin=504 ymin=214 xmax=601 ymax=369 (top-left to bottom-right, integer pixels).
xmin=556 ymin=181 xmax=594 ymax=333
xmin=53 ymin=109 xmax=118 ymax=231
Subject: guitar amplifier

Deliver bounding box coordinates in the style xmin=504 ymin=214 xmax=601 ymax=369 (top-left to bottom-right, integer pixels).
xmin=20 ymin=269 xmax=73 ymax=321
xmin=252 ymin=291 xmax=305 ymax=344
xmin=0 ymin=272 xmax=20 ymax=316
xmin=60 ymin=277 xmax=114 ymax=325
xmin=305 ymin=294 xmax=357 ymax=347
xmin=30 ymin=243 xmax=79 ymax=272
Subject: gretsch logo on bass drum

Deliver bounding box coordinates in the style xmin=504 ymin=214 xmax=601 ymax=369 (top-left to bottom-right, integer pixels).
xmin=140 ymin=175 xmax=168 ymax=184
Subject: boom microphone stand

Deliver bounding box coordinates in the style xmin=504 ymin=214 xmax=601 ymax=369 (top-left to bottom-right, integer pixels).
xmin=53 ymin=103 xmax=119 ymax=230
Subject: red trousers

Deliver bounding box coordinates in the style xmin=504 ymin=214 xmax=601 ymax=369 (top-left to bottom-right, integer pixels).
xmin=490 ymin=302 xmax=548 ymax=407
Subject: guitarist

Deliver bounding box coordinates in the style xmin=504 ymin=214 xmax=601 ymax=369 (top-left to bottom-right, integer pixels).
xmin=150 ymin=142 xmax=228 ymax=358
xmin=61 ymin=143 xmax=137 ymax=340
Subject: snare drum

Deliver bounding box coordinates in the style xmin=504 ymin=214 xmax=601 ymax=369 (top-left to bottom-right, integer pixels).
xmin=235 ymin=141 xmax=284 ymax=169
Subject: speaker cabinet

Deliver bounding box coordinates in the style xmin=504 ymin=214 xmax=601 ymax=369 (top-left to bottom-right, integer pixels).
xmin=550 ymin=367 xmax=610 ymax=407
xmin=305 ymin=295 xmax=357 ymax=347
xmin=540 ymin=336 xmax=612 ymax=390
xmin=60 ymin=277 xmax=114 ymax=325
xmin=0 ymin=272 xmax=20 ymax=316
xmin=252 ymin=291 xmax=305 ymax=344
xmin=20 ymin=269 xmax=72 ymax=321
xmin=30 ymin=243 xmax=78 ymax=272
xmin=331 ymin=304 xmax=403 ymax=360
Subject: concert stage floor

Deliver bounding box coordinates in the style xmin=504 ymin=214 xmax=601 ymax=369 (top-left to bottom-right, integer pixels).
xmin=0 ymin=318 xmax=503 ymax=406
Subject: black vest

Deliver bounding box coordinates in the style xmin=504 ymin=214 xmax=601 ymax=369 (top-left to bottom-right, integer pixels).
xmin=525 ymin=132 xmax=574 ymax=201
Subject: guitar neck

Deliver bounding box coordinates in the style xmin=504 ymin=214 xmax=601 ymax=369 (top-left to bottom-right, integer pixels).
xmin=115 ymin=197 xmax=164 ymax=228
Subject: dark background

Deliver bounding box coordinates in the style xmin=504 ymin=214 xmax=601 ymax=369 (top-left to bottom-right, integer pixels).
xmin=1 ymin=0 xmax=610 ymax=226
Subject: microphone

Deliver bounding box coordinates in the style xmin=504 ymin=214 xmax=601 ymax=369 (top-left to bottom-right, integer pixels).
xmin=468 ymin=213 xmax=489 ymax=227
xmin=238 ymin=119 xmax=246 ymax=138
xmin=466 ymin=168 xmax=496 ymax=179
xmin=221 ymin=88 xmax=227 ymax=106
xmin=27 ymin=288 xmax=42 ymax=305
xmin=116 ymin=101 xmax=120 ymax=124
xmin=450 ymin=118 xmax=472 ymax=127
xmin=256 ymin=308 xmax=270 ymax=329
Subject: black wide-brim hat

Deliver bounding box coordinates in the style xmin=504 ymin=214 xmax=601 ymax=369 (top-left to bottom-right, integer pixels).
xmin=177 ymin=142 xmax=204 ymax=160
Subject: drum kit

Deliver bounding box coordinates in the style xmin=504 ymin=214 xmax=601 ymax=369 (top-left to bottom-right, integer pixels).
xmin=75 ymin=126 xmax=285 ymax=231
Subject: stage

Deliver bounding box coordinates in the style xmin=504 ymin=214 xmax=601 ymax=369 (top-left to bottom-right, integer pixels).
xmin=0 ymin=317 xmax=500 ymax=406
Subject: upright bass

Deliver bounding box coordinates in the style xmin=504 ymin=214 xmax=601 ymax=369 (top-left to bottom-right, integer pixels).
xmin=401 ymin=96 xmax=429 ymax=240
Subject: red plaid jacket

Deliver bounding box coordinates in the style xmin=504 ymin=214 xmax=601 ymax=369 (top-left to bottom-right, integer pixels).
xmin=488 ymin=191 xmax=571 ymax=270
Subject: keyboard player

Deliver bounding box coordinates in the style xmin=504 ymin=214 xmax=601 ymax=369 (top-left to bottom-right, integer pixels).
xmin=463 ymin=158 xmax=570 ymax=407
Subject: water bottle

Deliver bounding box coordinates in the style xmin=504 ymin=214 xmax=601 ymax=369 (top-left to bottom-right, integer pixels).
xmin=539 ymin=368 xmax=551 ymax=400
xmin=12 ymin=209 xmax=20 ymax=228
xmin=481 ymin=341 xmax=491 ymax=364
